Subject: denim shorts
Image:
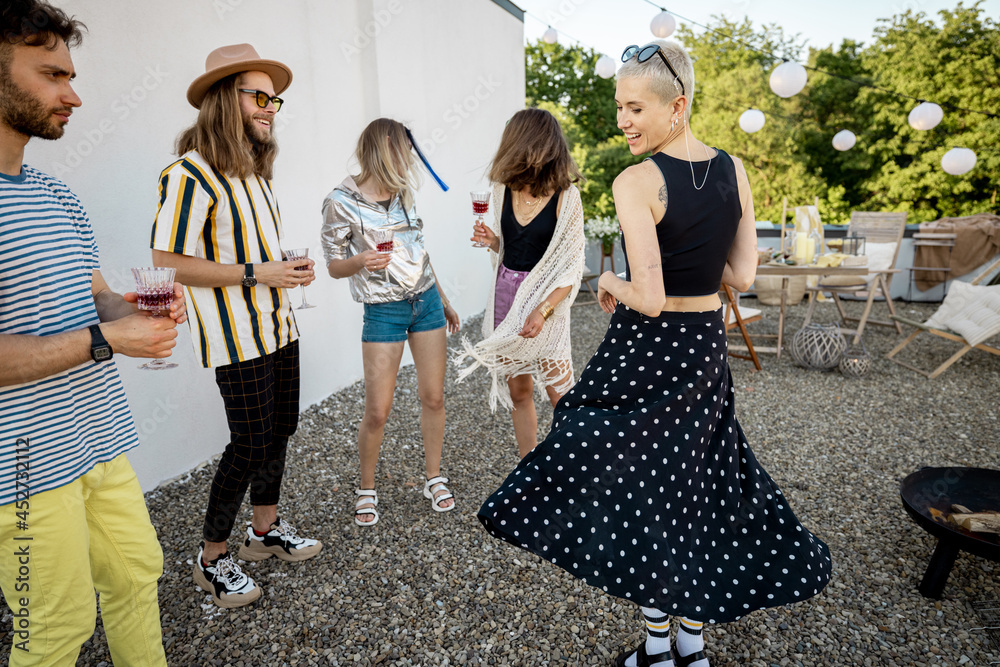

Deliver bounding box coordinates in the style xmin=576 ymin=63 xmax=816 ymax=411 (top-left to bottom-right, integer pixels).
xmin=362 ymin=286 xmax=447 ymax=343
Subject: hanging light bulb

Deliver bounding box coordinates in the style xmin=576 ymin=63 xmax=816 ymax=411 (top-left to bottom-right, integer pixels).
xmin=769 ymin=60 xmax=807 ymax=98
xmin=941 ymin=147 xmax=977 ymax=175
xmin=595 ymin=55 xmax=616 ymax=79
xmin=908 ymin=102 xmax=943 ymax=131
xmin=650 ymin=10 xmax=676 ymax=38
xmin=542 ymin=26 xmax=558 ymax=44
xmin=738 ymin=109 xmax=766 ymax=133
xmin=832 ymin=130 xmax=856 ymax=151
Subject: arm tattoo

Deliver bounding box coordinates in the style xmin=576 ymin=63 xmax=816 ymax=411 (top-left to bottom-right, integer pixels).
xmin=658 ymin=184 xmax=668 ymax=210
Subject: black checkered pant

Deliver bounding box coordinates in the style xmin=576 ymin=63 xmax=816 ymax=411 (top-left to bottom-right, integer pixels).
xmin=203 ymin=340 xmax=299 ymax=542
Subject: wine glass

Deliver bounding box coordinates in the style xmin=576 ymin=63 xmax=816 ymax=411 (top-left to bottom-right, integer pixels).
xmin=368 ymin=228 xmax=395 ymax=281
xmin=471 ymin=191 xmax=490 ymax=248
xmin=131 ymin=267 xmax=179 ymax=370
xmin=283 ymin=248 xmax=316 ymax=310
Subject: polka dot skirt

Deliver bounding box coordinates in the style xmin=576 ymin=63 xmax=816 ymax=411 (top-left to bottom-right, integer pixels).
xmin=478 ymin=305 xmax=832 ymax=623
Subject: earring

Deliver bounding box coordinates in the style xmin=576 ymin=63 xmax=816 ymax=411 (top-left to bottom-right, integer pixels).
xmin=671 ymin=117 xmax=678 ymax=130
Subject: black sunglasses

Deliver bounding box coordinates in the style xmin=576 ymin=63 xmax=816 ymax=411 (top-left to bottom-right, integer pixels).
xmin=621 ymin=43 xmax=685 ymax=96
xmin=239 ymin=89 xmax=283 ymax=112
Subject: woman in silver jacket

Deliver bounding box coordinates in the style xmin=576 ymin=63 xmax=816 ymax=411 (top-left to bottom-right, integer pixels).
xmin=321 ymin=118 xmax=459 ymax=527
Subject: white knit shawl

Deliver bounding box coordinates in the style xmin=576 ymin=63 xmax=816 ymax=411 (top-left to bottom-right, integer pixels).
xmin=455 ymin=183 xmax=585 ymax=411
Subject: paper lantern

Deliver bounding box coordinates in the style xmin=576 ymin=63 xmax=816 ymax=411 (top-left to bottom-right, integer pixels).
xmin=595 ymin=55 xmax=616 ymax=79
xmin=650 ymin=11 xmax=676 ymax=38
xmin=738 ymin=109 xmax=765 ymax=133
xmin=542 ymin=27 xmax=558 ymax=44
xmin=941 ymin=148 xmax=977 ymax=175
xmin=832 ymin=129 xmax=856 ymax=151
xmin=908 ymin=102 xmax=943 ymax=131
xmin=769 ymin=60 xmax=807 ymax=98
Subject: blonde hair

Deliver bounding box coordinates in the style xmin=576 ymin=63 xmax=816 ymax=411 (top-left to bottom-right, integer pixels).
xmin=175 ymin=73 xmax=279 ymax=180
xmin=354 ymin=118 xmax=420 ymax=210
xmin=617 ymin=39 xmax=695 ymax=113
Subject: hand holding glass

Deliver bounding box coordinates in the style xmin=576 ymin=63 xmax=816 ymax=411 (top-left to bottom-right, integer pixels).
xmin=283 ymin=248 xmax=316 ymax=310
xmin=471 ymin=191 xmax=490 ymax=248
xmin=368 ymin=229 xmax=395 ymax=280
xmin=131 ymin=267 xmax=178 ymax=370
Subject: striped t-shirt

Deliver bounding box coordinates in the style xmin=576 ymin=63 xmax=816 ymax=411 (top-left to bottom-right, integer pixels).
xmin=0 ymin=165 xmax=139 ymax=506
xmin=150 ymin=151 xmax=298 ymax=368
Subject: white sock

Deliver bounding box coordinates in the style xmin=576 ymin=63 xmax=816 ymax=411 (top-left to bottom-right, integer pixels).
xmin=625 ymin=607 xmax=674 ymax=667
xmin=675 ymin=618 xmax=709 ymax=667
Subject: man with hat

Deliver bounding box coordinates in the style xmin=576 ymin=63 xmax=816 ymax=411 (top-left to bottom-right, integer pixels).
xmin=151 ymin=44 xmax=322 ymax=608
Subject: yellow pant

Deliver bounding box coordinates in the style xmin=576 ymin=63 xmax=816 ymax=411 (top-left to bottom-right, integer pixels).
xmin=0 ymin=454 xmax=166 ymax=666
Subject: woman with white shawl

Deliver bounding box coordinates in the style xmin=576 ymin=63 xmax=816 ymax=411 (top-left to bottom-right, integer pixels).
xmin=456 ymin=108 xmax=586 ymax=458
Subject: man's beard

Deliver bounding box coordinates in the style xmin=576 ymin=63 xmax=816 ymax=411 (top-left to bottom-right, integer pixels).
xmin=243 ymin=113 xmax=277 ymax=150
xmin=0 ymin=75 xmax=68 ymax=140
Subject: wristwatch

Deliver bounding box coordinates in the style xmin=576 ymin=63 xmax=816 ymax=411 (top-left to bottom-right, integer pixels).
xmin=241 ymin=263 xmax=257 ymax=288
xmin=89 ymin=324 xmax=113 ymax=363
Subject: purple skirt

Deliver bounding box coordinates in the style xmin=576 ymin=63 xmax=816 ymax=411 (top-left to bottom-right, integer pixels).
xmin=494 ymin=263 xmax=530 ymax=326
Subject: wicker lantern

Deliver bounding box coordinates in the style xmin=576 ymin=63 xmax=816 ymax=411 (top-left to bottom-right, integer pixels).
xmin=838 ymin=340 xmax=873 ymax=378
xmin=789 ymin=323 xmax=847 ymax=370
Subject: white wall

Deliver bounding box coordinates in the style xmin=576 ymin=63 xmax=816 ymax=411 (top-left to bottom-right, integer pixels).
xmin=23 ymin=0 xmax=525 ymax=491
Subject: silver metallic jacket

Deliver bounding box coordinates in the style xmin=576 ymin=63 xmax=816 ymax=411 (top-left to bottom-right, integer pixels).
xmin=321 ymin=177 xmax=436 ymax=304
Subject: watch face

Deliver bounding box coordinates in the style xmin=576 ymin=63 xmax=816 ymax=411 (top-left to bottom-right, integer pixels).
xmin=93 ymin=346 xmax=112 ymax=362
xmin=242 ymin=276 xmax=257 ymax=287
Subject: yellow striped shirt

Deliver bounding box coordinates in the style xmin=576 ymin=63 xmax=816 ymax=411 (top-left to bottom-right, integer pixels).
xmin=150 ymin=151 xmax=297 ymax=368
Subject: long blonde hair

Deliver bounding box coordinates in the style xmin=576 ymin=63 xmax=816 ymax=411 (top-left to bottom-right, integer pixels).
xmin=176 ymin=73 xmax=279 ymax=180
xmin=354 ymin=118 xmax=420 ymax=210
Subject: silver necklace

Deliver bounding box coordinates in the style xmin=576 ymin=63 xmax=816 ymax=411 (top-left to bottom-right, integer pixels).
xmin=681 ymin=118 xmax=712 ymax=190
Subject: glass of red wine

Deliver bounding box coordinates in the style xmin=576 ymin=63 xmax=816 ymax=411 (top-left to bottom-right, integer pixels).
xmin=369 ymin=228 xmax=394 ymax=281
xmin=131 ymin=266 xmax=178 ymax=370
xmin=471 ymin=191 xmax=490 ymax=248
xmin=283 ymin=247 xmax=316 ymax=310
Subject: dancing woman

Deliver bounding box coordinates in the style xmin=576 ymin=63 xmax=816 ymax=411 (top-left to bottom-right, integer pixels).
xmin=322 ymin=118 xmax=460 ymax=526
xmin=478 ymin=41 xmax=831 ymax=667
xmin=456 ymin=108 xmax=586 ymax=457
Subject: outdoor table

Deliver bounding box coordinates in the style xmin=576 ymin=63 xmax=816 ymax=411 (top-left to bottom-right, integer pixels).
xmin=752 ymin=263 xmax=869 ymax=359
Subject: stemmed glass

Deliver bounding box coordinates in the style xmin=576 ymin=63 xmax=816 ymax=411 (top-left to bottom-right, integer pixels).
xmin=131 ymin=267 xmax=178 ymax=370
xmin=471 ymin=191 xmax=490 ymax=248
xmin=283 ymin=247 xmax=316 ymax=310
xmin=369 ymin=228 xmax=395 ymax=280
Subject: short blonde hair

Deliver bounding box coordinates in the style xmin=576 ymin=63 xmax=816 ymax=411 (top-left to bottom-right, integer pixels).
xmin=617 ymin=39 xmax=695 ymax=112
xmin=354 ymin=118 xmax=420 ymax=210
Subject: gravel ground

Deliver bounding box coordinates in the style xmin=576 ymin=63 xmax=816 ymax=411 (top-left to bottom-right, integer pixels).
xmin=3 ymin=297 xmax=999 ymax=666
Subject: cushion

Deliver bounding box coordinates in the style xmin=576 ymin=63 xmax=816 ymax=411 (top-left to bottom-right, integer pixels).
xmin=726 ymin=306 xmax=761 ymax=326
xmin=818 ymin=254 xmax=869 ymax=286
xmin=924 ymin=280 xmax=1000 ymax=347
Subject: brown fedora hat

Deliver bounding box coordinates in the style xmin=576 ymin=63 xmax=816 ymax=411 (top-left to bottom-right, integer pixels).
xmin=187 ymin=43 xmax=292 ymax=109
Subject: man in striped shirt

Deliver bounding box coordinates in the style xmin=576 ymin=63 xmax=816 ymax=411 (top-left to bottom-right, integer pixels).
xmin=0 ymin=2 xmax=183 ymax=663
xmin=151 ymin=44 xmax=322 ymax=608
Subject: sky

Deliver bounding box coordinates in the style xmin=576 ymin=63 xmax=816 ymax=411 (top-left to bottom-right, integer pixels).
xmin=519 ymin=0 xmax=1000 ymax=63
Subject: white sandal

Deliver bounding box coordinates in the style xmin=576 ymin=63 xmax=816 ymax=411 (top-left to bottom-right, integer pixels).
xmin=354 ymin=489 xmax=379 ymax=526
xmin=423 ymin=476 xmax=455 ymax=513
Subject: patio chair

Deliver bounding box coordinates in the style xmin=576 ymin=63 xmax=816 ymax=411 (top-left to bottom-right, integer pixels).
xmin=574 ymin=263 xmax=600 ymax=307
xmin=722 ymin=284 xmax=763 ymax=370
xmin=886 ymin=257 xmax=1000 ymax=378
xmin=802 ymin=211 xmax=908 ymax=343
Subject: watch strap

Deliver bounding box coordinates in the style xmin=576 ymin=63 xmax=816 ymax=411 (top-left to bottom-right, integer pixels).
xmin=88 ymin=324 xmax=113 ymax=362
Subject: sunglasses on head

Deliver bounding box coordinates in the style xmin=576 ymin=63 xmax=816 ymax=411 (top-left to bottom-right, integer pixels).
xmin=239 ymin=89 xmax=283 ymax=112
xmin=621 ymin=43 xmax=685 ymax=96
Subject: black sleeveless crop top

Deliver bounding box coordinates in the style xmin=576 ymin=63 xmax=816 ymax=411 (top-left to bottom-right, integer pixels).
xmin=500 ymin=187 xmax=559 ymax=272
xmin=622 ymin=148 xmax=742 ymax=297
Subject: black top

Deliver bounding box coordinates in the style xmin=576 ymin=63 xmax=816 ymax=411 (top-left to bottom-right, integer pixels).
xmin=500 ymin=187 xmax=560 ymax=272
xmin=622 ymin=149 xmax=742 ymax=297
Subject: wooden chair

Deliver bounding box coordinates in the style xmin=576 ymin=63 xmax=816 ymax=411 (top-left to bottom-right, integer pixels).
xmin=803 ymin=211 xmax=908 ymax=343
xmin=907 ymin=231 xmax=957 ymax=301
xmin=574 ymin=263 xmax=600 ymax=307
xmin=722 ymin=284 xmax=762 ymax=370
xmin=886 ymin=257 xmax=1000 ymax=378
